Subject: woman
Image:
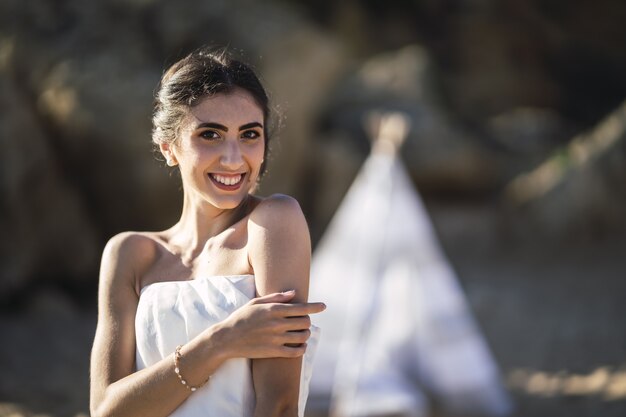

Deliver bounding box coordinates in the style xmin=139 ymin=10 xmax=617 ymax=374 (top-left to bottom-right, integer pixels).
xmin=89 ymin=47 xmax=324 ymax=417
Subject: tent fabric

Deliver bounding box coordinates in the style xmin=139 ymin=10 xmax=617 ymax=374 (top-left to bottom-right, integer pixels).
xmin=308 ymin=151 xmax=511 ymax=416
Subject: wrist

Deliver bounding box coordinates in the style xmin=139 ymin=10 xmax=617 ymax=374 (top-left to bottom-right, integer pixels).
xmin=200 ymin=322 xmax=232 ymax=363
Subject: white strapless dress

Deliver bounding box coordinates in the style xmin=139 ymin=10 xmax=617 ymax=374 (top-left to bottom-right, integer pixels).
xmin=135 ymin=274 xmax=320 ymax=417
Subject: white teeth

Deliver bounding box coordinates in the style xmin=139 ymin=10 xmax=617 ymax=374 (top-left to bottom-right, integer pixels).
xmin=212 ymin=174 xmax=242 ymax=186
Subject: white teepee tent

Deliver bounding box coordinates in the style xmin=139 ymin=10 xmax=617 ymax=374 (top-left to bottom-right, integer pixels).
xmin=308 ymin=113 xmax=511 ymax=417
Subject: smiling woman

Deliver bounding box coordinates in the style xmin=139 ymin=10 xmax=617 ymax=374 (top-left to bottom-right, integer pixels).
xmin=163 ymin=89 xmax=266 ymax=210
xmin=89 ymin=47 xmax=324 ymax=417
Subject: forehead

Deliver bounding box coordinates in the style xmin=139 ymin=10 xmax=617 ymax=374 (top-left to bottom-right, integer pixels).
xmin=188 ymin=88 xmax=264 ymax=125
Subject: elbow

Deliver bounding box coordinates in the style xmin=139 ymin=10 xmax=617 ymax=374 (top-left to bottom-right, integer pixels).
xmin=91 ymin=404 xmax=118 ymax=417
xmin=90 ymin=401 xmax=110 ymax=417
xmin=276 ymin=401 xmax=299 ymax=417
xmin=90 ymin=405 xmax=103 ymax=417
xmin=278 ymin=405 xmax=299 ymax=417
xmin=90 ymin=395 xmax=102 ymax=417
xmin=90 ymin=389 xmax=116 ymax=417
xmin=255 ymin=398 xmax=299 ymax=417
xmin=90 ymin=391 xmax=109 ymax=417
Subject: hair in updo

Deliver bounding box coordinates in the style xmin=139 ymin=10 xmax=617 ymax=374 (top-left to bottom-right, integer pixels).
xmin=152 ymin=47 xmax=272 ymax=176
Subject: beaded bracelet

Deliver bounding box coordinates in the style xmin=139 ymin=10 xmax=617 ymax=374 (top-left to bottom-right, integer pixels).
xmin=174 ymin=344 xmax=209 ymax=392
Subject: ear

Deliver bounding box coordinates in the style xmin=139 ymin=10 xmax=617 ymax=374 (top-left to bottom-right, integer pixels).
xmin=160 ymin=142 xmax=178 ymax=166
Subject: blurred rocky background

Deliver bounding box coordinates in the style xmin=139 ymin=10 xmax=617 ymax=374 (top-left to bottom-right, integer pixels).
xmin=0 ymin=0 xmax=625 ymax=416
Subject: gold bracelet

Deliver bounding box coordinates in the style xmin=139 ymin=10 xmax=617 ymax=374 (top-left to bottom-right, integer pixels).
xmin=174 ymin=345 xmax=209 ymax=392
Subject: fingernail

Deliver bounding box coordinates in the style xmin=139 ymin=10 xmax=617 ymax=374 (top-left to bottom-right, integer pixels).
xmin=282 ymin=289 xmax=295 ymax=294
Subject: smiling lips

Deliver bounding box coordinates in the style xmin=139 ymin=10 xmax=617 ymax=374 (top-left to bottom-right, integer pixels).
xmin=209 ymin=173 xmax=245 ymax=190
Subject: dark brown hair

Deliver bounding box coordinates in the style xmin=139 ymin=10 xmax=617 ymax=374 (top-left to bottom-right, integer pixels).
xmin=152 ymin=47 xmax=271 ymax=176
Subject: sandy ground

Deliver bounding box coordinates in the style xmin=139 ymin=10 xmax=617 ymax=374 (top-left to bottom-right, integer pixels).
xmin=0 ymin=202 xmax=625 ymax=417
xmin=430 ymin=202 xmax=626 ymax=417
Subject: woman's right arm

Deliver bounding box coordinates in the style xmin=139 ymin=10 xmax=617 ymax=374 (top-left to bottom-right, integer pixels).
xmin=89 ymin=233 xmax=324 ymax=417
xmin=90 ymin=232 xmax=212 ymax=417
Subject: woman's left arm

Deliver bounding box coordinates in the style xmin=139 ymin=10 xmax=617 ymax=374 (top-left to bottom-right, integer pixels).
xmin=248 ymin=194 xmax=313 ymax=417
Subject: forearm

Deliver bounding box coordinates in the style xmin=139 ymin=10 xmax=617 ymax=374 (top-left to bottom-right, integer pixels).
xmin=94 ymin=354 xmax=188 ymax=417
xmin=92 ymin=325 xmax=228 ymax=417
xmin=253 ymin=357 xmax=303 ymax=417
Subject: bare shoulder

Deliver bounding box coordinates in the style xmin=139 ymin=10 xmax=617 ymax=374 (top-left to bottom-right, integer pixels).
xmin=102 ymin=231 xmax=157 ymax=272
xmin=103 ymin=231 xmax=156 ymax=259
xmin=100 ymin=231 xmax=158 ymax=297
xmin=248 ymin=193 xmax=308 ymax=232
xmin=247 ymin=194 xmax=311 ymax=299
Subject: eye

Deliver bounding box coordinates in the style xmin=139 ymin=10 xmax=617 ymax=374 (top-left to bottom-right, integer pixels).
xmin=241 ymin=130 xmax=261 ymax=140
xmin=200 ymin=130 xmax=221 ymax=140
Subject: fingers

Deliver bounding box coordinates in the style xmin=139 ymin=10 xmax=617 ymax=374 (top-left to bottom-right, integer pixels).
xmin=269 ymin=302 xmax=326 ymax=317
xmin=249 ymin=290 xmax=296 ymax=305
xmin=278 ymin=315 xmax=311 ymax=332
xmin=248 ymin=293 xmax=325 ymax=316
xmin=284 ymin=328 xmax=311 ymax=344
xmin=278 ymin=343 xmax=308 ymax=358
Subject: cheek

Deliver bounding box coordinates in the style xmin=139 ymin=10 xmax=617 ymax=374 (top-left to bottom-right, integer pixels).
xmin=248 ymin=143 xmax=265 ymax=168
xmin=262 ymin=138 xmax=267 ymax=160
xmin=190 ymin=145 xmax=218 ymax=163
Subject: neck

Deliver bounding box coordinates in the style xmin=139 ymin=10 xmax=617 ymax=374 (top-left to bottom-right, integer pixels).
xmin=165 ymin=190 xmax=248 ymax=262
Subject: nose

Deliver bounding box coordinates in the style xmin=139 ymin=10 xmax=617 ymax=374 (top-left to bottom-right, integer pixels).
xmin=220 ymin=139 xmax=244 ymax=169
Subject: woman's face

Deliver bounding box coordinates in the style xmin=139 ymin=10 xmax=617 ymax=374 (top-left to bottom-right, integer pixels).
xmin=163 ymin=88 xmax=265 ymax=210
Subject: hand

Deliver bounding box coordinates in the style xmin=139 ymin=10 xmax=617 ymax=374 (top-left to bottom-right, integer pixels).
xmin=214 ymin=290 xmax=325 ymax=360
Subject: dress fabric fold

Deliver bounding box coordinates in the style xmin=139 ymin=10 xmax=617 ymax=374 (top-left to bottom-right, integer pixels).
xmin=135 ymin=274 xmax=320 ymax=417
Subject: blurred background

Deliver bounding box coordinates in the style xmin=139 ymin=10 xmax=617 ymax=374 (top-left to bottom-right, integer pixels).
xmin=1 ymin=0 xmax=625 ymax=416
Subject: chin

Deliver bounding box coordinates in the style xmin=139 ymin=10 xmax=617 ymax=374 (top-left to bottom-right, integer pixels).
xmin=208 ymin=194 xmax=248 ymax=210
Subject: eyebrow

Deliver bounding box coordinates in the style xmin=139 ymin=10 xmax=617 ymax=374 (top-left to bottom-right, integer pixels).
xmin=239 ymin=122 xmax=263 ymax=131
xmin=195 ymin=122 xmax=263 ymax=132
